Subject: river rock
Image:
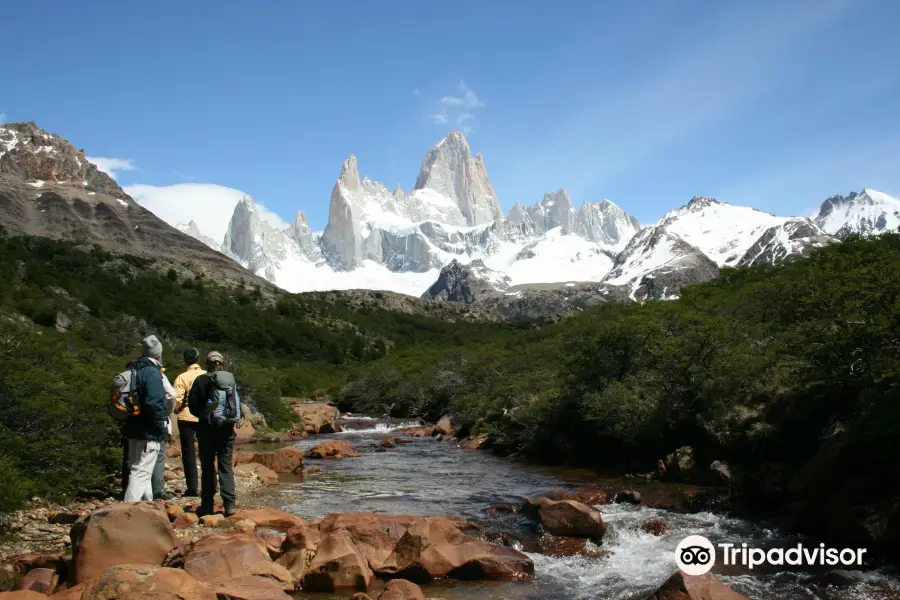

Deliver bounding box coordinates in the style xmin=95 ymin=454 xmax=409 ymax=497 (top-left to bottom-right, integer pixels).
xmin=0 ymin=592 xmax=48 ymax=600
xmin=434 ymin=416 xmax=455 ymax=437
xmin=641 ymin=518 xmax=668 ymax=536
xmin=227 ymin=508 xmax=304 ymax=531
xmin=394 ymin=426 xmax=435 ymax=438
xmin=52 ymin=564 xmax=215 ymax=600
xmin=201 ymin=514 xmax=225 ymax=527
xmin=277 ymin=524 xmax=321 ymax=583
xmin=536 ymin=500 xmax=606 ymax=540
xmin=70 ymin=503 xmax=176 ymax=584
xmin=184 ymin=531 xmax=293 ymax=591
xmin=288 ymin=401 xmax=340 ymax=434
xmin=662 ymin=446 xmax=697 ymax=483
xmin=305 ymin=440 xmax=360 ymax=460
xmin=302 ymin=466 xmax=321 ymax=476
xmin=644 ymin=571 xmax=750 ymax=599
xmin=302 ymin=531 xmax=373 ymax=592
xmin=458 ymin=433 xmax=489 ymax=450
xmin=14 ymin=568 xmax=58 ymax=595
xmin=235 ymin=419 xmax=256 ymax=444
xmin=174 ymin=513 xmax=200 ymax=529
xmin=234 ymin=462 xmax=280 ymax=486
xmin=379 ymin=516 xmax=533 ymax=583
xmin=318 ymin=513 xmax=420 ymax=572
xmin=378 ymin=579 xmax=425 ymax=600
xmin=215 ymin=575 xmax=292 ymax=600
xmin=380 ymin=437 xmax=397 ymax=449
xmin=519 ymin=497 xmax=554 ymax=519
xmin=247 ymin=447 xmax=305 ymax=475
xmin=615 ymin=490 xmax=643 ymax=504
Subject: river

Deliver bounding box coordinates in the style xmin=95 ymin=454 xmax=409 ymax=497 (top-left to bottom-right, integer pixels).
xmin=255 ymin=417 xmax=900 ymax=600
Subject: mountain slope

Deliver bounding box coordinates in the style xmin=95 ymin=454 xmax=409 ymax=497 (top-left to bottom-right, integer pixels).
xmin=814 ymin=188 xmax=900 ymax=238
xmin=0 ymin=122 xmax=262 ymax=286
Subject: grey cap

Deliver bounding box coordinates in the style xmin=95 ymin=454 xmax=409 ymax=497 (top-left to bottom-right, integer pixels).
xmin=141 ymin=335 xmax=163 ymax=358
xmin=206 ymin=350 xmax=225 ymax=364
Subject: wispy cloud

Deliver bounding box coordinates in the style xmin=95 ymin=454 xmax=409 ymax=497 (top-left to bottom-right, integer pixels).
xmin=412 ymin=88 xmax=421 ymax=96
xmin=441 ymin=81 xmax=484 ymax=109
xmin=87 ymin=156 xmax=138 ymax=180
xmin=428 ymin=80 xmax=486 ymax=135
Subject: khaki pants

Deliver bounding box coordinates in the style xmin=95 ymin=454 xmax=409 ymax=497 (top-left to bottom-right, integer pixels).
xmin=124 ymin=440 xmax=161 ymax=502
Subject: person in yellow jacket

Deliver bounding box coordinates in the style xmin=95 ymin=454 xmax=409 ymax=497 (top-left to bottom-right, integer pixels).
xmin=173 ymin=347 xmax=204 ymax=497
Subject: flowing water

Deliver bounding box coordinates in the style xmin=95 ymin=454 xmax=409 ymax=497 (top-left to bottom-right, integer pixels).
xmin=260 ymin=417 xmax=900 ymax=600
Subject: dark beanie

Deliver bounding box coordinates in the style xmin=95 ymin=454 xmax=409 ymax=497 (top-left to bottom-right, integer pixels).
xmin=183 ymin=347 xmax=200 ymax=365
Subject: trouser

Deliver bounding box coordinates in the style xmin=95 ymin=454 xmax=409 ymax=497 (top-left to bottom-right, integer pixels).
xmin=120 ymin=435 xmax=130 ymax=495
xmin=197 ymin=424 xmax=236 ymax=509
xmin=124 ymin=439 xmax=161 ymax=502
xmin=151 ymin=437 xmax=167 ymax=498
xmin=178 ymin=420 xmax=199 ymax=495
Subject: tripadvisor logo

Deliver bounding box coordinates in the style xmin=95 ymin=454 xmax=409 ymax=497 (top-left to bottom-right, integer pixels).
xmin=675 ymin=535 xmax=868 ymax=575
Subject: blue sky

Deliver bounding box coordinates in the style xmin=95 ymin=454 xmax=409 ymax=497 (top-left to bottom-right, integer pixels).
xmin=1 ymin=0 xmax=898 ymax=235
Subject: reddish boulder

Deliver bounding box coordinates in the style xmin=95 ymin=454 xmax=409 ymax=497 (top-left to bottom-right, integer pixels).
xmin=380 ymin=437 xmax=397 ymax=449
xmin=232 ymin=451 xmax=256 ymax=466
xmin=380 ymin=517 xmax=533 ymax=583
xmin=350 ymin=594 xmax=373 ymax=600
xmin=184 ymin=532 xmax=293 ymax=591
xmin=378 ymin=579 xmax=425 ymax=600
xmin=227 ymin=508 xmax=304 ymax=531
xmin=215 ymin=575 xmax=292 ymax=600
xmin=644 ymin=571 xmax=750 ymax=600
xmin=70 ymin=503 xmax=176 ymax=584
xmin=302 ymin=466 xmax=321 ymax=476
xmin=166 ymin=504 xmax=185 ymax=521
xmin=174 ymin=513 xmax=200 ymax=529
xmin=14 ymin=568 xmax=58 ymax=595
xmin=51 ymin=564 xmax=215 ymax=600
xmin=641 ymin=518 xmax=668 ymax=536
xmin=538 ymin=500 xmax=606 ymax=540
xmin=318 ymin=514 xmax=419 ymax=572
xmin=249 ymin=447 xmax=304 ymax=475
xmin=234 ymin=463 xmax=280 ymax=486
xmin=288 ymin=401 xmax=340 ymax=434
xmin=0 ymin=592 xmax=48 ymax=600
xmin=394 ymin=426 xmax=435 ymax=438
xmin=519 ymin=497 xmax=554 ymax=519
xmin=302 ymin=531 xmax=373 ymax=593
xmin=234 ymin=419 xmax=256 ymax=444
xmin=276 ymin=524 xmax=322 ymax=582
xmin=458 ymin=434 xmax=489 ymax=450
xmin=615 ymin=490 xmax=643 ymax=505
xmin=305 ymin=441 xmax=360 ymax=460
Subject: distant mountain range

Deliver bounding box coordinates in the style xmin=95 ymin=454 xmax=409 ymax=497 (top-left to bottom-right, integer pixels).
xmin=1 ymin=121 xmax=898 ymax=314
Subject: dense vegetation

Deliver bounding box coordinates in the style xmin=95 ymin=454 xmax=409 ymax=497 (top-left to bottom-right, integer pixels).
xmin=2 ymin=226 xmax=900 ymax=551
xmin=0 ymin=229 xmax=513 ymax=513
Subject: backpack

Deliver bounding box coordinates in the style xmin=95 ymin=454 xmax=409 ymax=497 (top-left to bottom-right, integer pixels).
xmin=109 ymin=367 xmax=140 ymax=422
xmin=206 ymin=371 xmax=242 ymax=426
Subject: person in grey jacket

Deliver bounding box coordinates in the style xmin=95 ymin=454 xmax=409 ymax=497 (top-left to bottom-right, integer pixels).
xmin=123 ymin=335 xmax=170 ymax=502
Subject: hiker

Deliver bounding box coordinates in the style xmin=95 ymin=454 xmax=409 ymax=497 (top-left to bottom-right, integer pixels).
xmin=151 ymin=371 xmax=177 ymax=500
xmin=122 ymin=335 xmax=169 ymax=503
xmin=188 ymin=351 xmax=242 ymax=517
xmin=173 ymin=347 xmax=204 ymax=497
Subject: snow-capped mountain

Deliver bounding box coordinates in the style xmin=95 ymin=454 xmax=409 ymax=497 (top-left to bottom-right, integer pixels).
xmin=813 ymin=188 xmax=900 ymax=239
xmin=186 ymin=131 xmax=641 ymax=296
xmin=165 ymin=126 xmax=892 ymax=303
xmin=596 ymin=197 xmax=833 ymax=301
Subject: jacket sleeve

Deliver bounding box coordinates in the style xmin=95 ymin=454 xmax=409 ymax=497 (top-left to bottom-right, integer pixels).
xmin=161 ymin=373 xmax=176 ymax=415
xmin=140 ymin=368 xmax=168 ymax=437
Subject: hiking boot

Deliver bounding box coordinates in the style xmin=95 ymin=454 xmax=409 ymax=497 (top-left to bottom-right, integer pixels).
xmin=183 ymin=491 xmax=200 ymax=498
xmin=196 ymin=505 xmax=215 ymax=518
xmin=223 ymin=504 xmax=238 ymax=518
xmin=155 ymin=492 xmax=174 ymax=501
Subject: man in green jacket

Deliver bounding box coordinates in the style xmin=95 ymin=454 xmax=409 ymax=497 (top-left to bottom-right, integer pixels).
xmin=123 ymin=335 xmax=169 ymax=502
